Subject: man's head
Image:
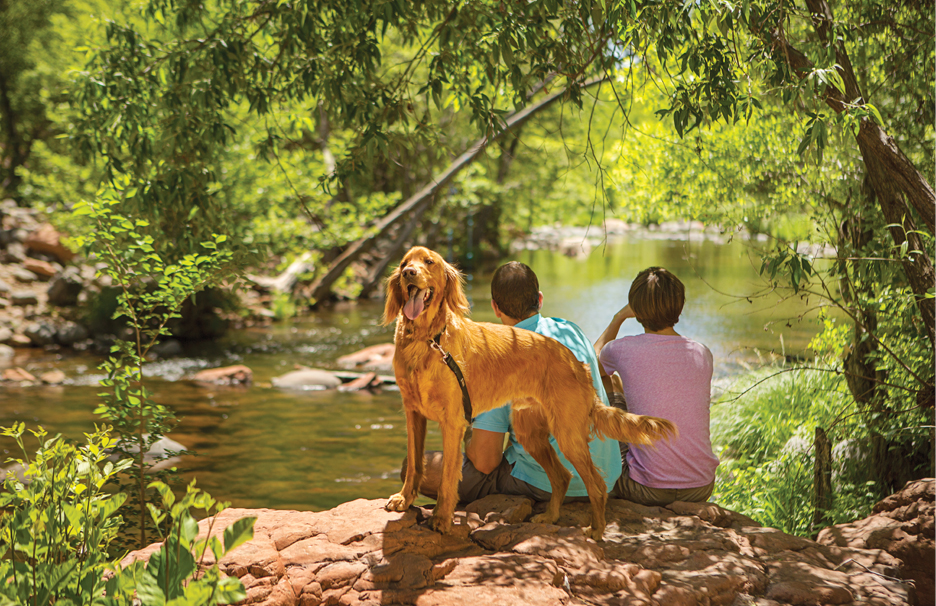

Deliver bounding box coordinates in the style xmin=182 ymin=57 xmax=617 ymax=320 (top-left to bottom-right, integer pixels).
xmin=628 ymin=267 xmax=685 ymax=331
xmin=491 ymin=261 xmax=541 ymax=322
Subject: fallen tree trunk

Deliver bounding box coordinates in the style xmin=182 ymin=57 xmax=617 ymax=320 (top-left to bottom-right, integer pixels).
xmin=308 ymin=76 xmax=606 ymax=304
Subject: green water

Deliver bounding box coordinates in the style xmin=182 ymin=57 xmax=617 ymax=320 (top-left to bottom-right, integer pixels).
xmin=0 ymin=236 xmax=827 ymax=511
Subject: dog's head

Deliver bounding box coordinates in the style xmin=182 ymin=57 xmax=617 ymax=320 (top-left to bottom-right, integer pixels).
xmin=382 ymin=246 xmax=470 ymax=325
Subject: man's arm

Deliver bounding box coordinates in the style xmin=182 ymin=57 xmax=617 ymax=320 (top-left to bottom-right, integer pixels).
xmin=465 ymin=428 xmax=506 ymax=474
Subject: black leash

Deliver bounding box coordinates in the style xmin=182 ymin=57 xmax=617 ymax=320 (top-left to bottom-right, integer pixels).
xmin=429 ymin=327 xmax=474 ymax=424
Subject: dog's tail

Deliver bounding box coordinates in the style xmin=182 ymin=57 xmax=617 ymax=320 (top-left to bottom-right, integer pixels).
xmin=590 ymin=405 xmax=678 ymax=445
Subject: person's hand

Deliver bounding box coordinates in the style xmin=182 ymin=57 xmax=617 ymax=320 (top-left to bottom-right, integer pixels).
xmin=614 ymin=304 xmax=635 ymax=321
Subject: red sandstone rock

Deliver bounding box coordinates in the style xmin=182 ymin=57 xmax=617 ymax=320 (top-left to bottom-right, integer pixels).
xmin=336 ymin=344 xmax=394 ymax=371
xmin=818 ymin=478 xmax=934 ymax=606
xmin=24 ymin=224 xmax=75 ymax=263
xmin=2 ymin=367 xmax=36 ymax=382
xmin=120 ymin=492 xmax=925 ymax=606
xmin=193 ymin=364 xmax=253 ymax=386
xmin=337 ymin=372 xmax=377 ymax=392
xmin=23 ymin=258 xmax=58 ymax=278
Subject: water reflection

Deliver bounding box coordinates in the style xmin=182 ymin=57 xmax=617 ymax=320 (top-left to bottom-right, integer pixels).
xmin=0 ymin=237 xmax=825 ymax=511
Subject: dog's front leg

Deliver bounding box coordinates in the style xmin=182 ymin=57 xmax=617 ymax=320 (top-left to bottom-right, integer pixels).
xmin=427 ymin=418 xmax=467 ymax=534
xmin=386 ymin=408 xmax=427 ymax=512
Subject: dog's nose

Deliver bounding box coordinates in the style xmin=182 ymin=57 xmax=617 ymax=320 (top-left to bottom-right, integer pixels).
xmin=403 ymin=267 xmax=417 ymax=277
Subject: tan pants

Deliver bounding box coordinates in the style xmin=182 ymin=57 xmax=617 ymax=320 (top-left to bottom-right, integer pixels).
xmin=612 ymin=473 xmax=714 ymax=507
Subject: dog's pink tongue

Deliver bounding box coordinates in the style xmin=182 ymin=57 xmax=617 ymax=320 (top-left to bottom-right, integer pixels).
xmin=403 ymin=288 xmax=426 ymax=320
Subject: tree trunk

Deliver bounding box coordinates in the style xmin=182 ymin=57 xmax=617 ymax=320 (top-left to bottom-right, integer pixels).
xmin=308 ymin=77 xmax=606 ymax=304
xmin=0 ymin=66 xmax=24 ymax=193
xmin=767 ymin=0 xmax=936 ymax=345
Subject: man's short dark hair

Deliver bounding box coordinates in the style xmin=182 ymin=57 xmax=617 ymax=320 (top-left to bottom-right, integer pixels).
xmin=628 ymin=267 xmax=685 ymax=331
xmin=491 ymin=261 xmax=540 ymax=320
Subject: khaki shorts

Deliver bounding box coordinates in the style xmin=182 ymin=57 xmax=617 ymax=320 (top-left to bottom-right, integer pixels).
xmin=458 ymin=455 xmax=553 ymax=503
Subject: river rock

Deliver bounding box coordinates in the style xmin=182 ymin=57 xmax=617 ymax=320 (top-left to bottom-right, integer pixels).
xmin=0 ymin=344 xmax=14 ymax=359
xmin=24 ymin=322 xmax=56 ymax=346
xmin=121 ymin=492 xmax=915 ymax=606
xmin=272 ymin=368 xmax=342 ymax=390
xmin=0 ymin=326 xmax=12 ymax=344
xmin=337 ymin=344 xmax=395 ymax=371
xmin=39 ymin=370 xmax=66 ymax=384
xmin=0 ymin=278 xmax=10 ymax=294
xmin=3 ymin=242 xmax=26 ymax=263
xmin=47 ymin=267 xmax=83 ymax=306
xmin=55 ymin=321 xmax=89 ymax=346
xmin=107 ymin=435 xmax=187 ymax=473
xmin=817 ymin=478 xmax=934 ymax=606
xmin=24 ymin=223 xmax=75 ymax=263
xmin=12 ymin=267 xmax=37 ymax=283
xmin=150 ymin=339 xmax=183 ymax=358
xmin=23 ymin=257 xmax=59 ymax=279
xmin=193 ymin=365 xmax=253 ymax=386
xmin=2 ymin=367 xmax=37 ymax=382
xmin=337 ymin=372 xmax=377 ymax=392
xmin=10 ymin=291 xmax=38 ymax=306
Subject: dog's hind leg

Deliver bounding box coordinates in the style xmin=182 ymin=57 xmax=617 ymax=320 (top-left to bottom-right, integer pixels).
xmin=552 ymin=422 xmax=608 ymax=541
xmin=513 ymin=404 xmax=571 ymax=525
xmin=427 ymin=416 xmax=468 ymax=534
xmin=386 ymin=408 xmax=427 ymax=512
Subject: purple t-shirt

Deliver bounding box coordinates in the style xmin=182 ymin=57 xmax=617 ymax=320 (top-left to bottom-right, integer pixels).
xmin=599 ymin=333 xmax=719 ymax=489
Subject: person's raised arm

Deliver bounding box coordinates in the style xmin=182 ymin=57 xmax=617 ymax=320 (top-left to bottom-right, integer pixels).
xmin=465 ymin=428 xmax=506 ymax=474
xmin=594 ymin=304 xmax=635 ymax=358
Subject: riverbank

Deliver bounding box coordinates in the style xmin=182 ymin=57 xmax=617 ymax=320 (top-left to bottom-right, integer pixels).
xmin=121 ymin=478 xmax=933 ymax=606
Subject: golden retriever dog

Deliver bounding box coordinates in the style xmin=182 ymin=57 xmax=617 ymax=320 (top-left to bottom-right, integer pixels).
xmin=383 ymin=246 xmax=676 ymax=540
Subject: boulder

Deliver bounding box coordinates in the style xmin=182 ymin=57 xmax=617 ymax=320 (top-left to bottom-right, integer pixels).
xmin=22 ymin=257 xmax=59 ymax=279
xmin=193 ymin=365 xmax=253 ymax=386
xmin=39 ymin=370 xmax=66 ymax=384
xmin=23 ymin=223 xmax=75 ymax=263
xmin=55 ymin=321 xmax=89 ymax=346
xmin=122 ymin=492 xmax=917 ymax=606
xmin=272 ymin=368 xmax=342 ymax=390
xmin=150 ymin=339 xmax=183 ymax=358
xmin=2 ymin=367 xmax=36 ymax=382
xmin=818 ymin=478 xmax=934 ymax=606
xmin=24 ymin=322 xmax=56 ymax=346
xmin=337 ymin=344 xmax=395 ymax=372
xmin=47 ymin=267 xmax=83 ymax=306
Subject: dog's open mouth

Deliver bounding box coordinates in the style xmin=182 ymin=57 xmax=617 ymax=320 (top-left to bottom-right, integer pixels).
xmin=403 ymin=284 xmax=434 ymax=320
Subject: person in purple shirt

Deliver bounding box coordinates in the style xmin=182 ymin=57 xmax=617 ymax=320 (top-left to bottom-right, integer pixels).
xmin=594 ymin=266 xmax=719 ymax=506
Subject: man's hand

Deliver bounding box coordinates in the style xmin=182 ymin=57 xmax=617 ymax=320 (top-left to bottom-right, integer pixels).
xmin=465 ymin=428 xmax=506 ymax=474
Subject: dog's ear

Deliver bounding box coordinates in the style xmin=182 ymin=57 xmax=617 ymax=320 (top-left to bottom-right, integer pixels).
xmin=382 ymin=265 xmax=405 ymax=325
xmin=443 ymin=260 xmax=470 ymax=317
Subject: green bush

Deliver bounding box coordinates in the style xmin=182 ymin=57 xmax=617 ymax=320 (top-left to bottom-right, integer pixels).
xmin=1 ymin=424 xmax=254 ymax=606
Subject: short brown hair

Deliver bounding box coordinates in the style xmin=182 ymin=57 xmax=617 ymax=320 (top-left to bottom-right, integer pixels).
xmin=628 ymin=267 xmax=685 ymax=331
xmin=491 ymin=261 xmax=540 ymax=320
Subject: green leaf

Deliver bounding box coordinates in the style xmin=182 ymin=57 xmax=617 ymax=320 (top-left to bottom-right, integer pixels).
xmin=223 ymin=516 xmax=256 ymax=553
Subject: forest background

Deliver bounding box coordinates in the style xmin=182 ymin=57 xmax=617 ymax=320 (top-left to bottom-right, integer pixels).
xmin=0 ymin=0 xmax=933 ymax=597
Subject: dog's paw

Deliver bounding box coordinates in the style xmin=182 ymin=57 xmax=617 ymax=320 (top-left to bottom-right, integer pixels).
xmin=582 ymin=525 xmax=605 ymax=541
xmin=427 ymin=513 xmax=453 ymax=534
xmin=385 ymin=493 xmax=411 ymax=512
xmin=530 ymin=512 xmax=558 ymax=525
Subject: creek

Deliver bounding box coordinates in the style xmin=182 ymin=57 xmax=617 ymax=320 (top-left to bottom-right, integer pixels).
xmin=0 ymin=235 xmax=826 ymax=511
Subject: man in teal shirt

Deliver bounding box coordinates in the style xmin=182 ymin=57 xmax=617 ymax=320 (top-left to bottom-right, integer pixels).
xmin=415 ymin=261 xmax=622 ymax=502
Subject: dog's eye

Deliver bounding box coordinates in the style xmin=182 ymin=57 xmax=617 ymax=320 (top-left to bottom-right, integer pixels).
xmin=425 ymin=258 xmax=434 ymax=265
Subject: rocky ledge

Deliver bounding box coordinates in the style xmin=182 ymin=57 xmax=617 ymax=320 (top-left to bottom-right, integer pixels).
xmin=123 ymin=479 xmax=934 ymax=606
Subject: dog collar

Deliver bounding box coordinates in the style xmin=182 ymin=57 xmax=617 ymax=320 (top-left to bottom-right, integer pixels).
xmin=429 ymin=327 xmax=474 ymax=424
